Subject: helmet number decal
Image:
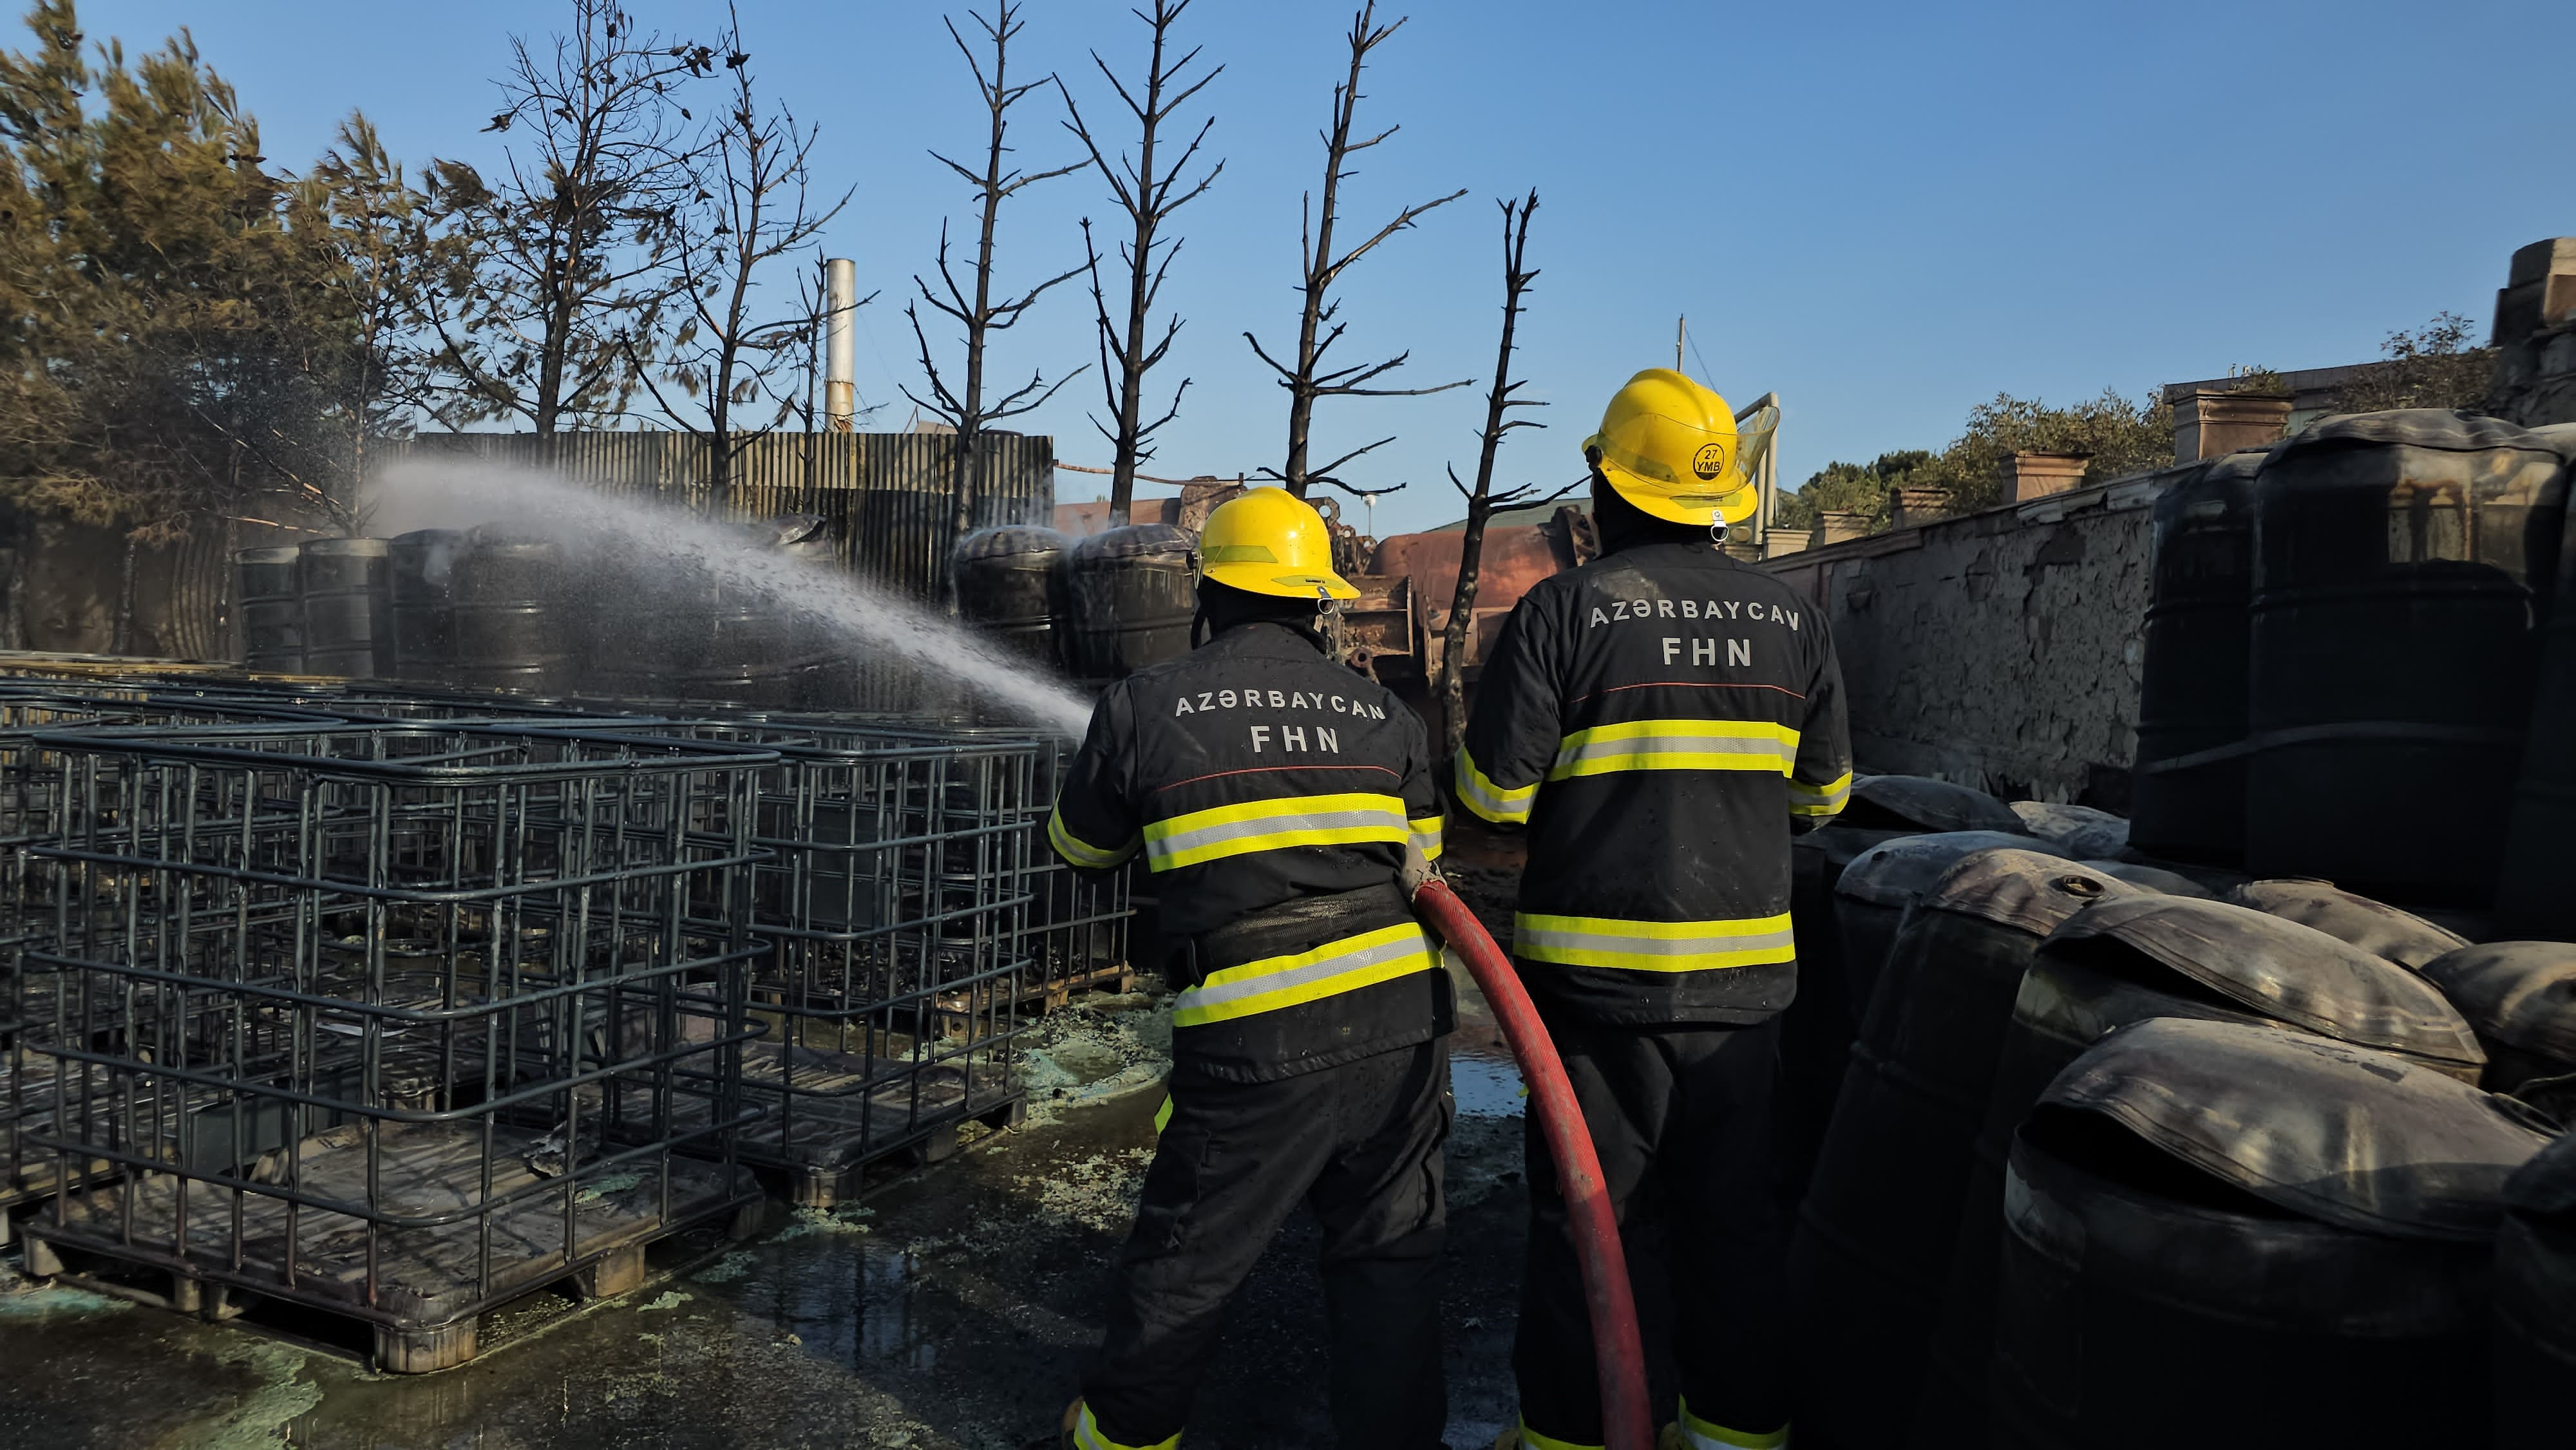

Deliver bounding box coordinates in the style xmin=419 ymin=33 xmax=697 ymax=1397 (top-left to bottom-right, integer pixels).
xmin=1690 ymin=442 xmax=1730 ymax=481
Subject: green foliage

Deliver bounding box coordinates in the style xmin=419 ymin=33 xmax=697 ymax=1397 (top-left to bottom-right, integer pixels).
xmin=0 ymin=0 xmax=413 ymax=537
xmin=1906 ymin=388 xmax=2172 ymax=513
xmin=1776 ymin=450 xmax=1929 ymax=534
xmin=1781 ymin=386 xmax=2171 ymax=537
xmin=2329 ymin=311 xmax=2496 ymax=415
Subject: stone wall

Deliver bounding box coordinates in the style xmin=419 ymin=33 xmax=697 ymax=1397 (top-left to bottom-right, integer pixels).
xmin=1758 ymin=465 xmax=2192 ymax=806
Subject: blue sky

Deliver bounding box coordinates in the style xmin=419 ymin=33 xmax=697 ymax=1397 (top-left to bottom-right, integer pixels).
xmin=67 ymin=0 xmax=2576 ymax=534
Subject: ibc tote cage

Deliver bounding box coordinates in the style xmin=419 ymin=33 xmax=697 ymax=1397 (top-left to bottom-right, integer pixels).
xmin=587 ymin=717 xmax=1075 ymax=1206
xmin=17 ymin=721 xmax=770 ymax=1369
xmin=2 ymin=690 xmax=344 ymax=1234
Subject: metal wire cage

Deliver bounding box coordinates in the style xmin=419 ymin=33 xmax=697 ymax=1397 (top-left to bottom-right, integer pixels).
xmin=17 ymin=722 xmax=769 ymax=1368
xmin=596 ymin=718 xmax=1048 ymax=1205
xmin=3 ymin=690 xmax=343 ymax=1229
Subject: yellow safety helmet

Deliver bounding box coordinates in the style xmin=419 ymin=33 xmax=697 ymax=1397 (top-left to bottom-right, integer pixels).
xmin=1197 ymin=486 xmax=1358 ymax=601
xmin=1585 ymin=368 xmax=1761 ymax=526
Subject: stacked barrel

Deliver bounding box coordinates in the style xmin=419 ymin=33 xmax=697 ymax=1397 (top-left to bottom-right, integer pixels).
xmin=950 ymin=521 xmax=1200 ymax=684
xmin=1777 ymin=410 xmax=2576 ymax=1448
xmin=2128 ymin=411 xmax=2575 ymax=914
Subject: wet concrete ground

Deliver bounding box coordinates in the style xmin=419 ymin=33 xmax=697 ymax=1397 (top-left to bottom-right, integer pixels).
xmin=0 ymin=990 xmax=1535 ymax=1449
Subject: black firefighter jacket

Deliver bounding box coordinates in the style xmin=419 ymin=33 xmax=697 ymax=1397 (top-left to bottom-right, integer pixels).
xmin=1048 ymin=621 xmax=1452 ymax=1082
xmin=1456 ymin=540 xmax=1852 ymax=1026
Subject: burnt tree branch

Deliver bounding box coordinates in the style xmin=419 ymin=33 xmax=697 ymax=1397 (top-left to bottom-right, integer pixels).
xmin=1439 ymin=189 xmax=1546 ymax=755
xmin=1058 ymin=0 xmax=1222 ymax=527
xmin=911 ymin=1 xmax=1088 ymax=560
xmin=1243 ymin=1 xmax=1468 ymax=499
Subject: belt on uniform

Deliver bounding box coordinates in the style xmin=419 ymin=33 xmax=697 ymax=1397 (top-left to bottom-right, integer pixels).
xmin=1184 ymin=878 xmax=1415 ymax=978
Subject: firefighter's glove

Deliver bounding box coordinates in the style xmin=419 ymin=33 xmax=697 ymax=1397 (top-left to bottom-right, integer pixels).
xmin=1399 ymin=840 xmax=1443 ymax=901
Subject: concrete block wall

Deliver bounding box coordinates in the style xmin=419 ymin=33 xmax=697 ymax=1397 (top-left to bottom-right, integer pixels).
xmin=1758 ymin=465 xmax=2192 ymax=805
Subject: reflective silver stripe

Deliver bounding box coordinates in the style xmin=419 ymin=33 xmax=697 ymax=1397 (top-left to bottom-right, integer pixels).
xmin=1515 ymin=922 xmax=1797 ymax=958
xmin=1787 ymin=769 xmax=1852 ymax=816
xmin=1144 ymin=805 xmax=1406 ymax=864
xmin=1171 ymin=923 xmax=1436 ymax=1025
xmin=1552 ymin=732 xmax=1796 ymax=769
xmin=1455 ymin=749 xmax=1537 ymax=824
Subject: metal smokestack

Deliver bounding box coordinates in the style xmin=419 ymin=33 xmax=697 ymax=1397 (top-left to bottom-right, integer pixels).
xmin=822 ymin=256 xmax=858 ymax=431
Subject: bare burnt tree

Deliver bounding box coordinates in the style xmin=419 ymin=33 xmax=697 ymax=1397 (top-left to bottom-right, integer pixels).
xmin=905 ymin=3 xmax=1086 ymax=550
xmin=421 ymin=0 xmax=712 ymax=435
xmin=631 ymin=5 xmax=855 ymax=507
xmin=1245 ymin=2 xmax=1467 ymax=500
xmin=1439 ymin=192 xmax=1568 ymax=754
xmin=1059 ymin=0 xmax=1222 ymax=527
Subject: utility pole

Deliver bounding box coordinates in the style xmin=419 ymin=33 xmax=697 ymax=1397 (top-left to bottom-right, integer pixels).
xmin=1675 ymin=315 xmax=1685 ymax=372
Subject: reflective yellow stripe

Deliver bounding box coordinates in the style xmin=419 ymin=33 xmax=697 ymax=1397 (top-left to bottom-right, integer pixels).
xmin=1049 ymin=805 xmax=1137 ymax=870
xmin=1455 ymin=748 xmax=1539 ymax=824
xmin=1788 ymin=768 xmax=1853 ymax=818
xmin=1153 ymin=1093 xmax=1173 ymax=1135
xmin=1073 ymin=1402 xmax=1179 ymax=1450
xmin=1171 ymin=922 xmax=1439 ymax=1027
xmin=1515 ymin=1419 xmax=1602 ymax=1450
xmin=1408 ymin=814 xmax=1444 ymax=861
xmin=1677 ymin=1398 xmax=1789 ymax=1449
xmin=1513 ymin=910 xmax=1797 ymax=972
xmin=1548 ymin=718 xmax=1801 ymax=780
xmin=1141 ymin=791 xmax=1409 ymax=871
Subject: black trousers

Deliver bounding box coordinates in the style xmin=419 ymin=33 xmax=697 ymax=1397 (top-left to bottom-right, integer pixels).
xmin=1083 ymin=1037 xmax=1452 ymax=1449
xmin=1513 ymin=1014 xmax=1790 ymax=1446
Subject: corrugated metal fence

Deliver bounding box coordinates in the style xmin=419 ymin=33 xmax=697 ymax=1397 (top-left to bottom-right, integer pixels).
xmin=388 ymin=431 xmax=1056 ymax=598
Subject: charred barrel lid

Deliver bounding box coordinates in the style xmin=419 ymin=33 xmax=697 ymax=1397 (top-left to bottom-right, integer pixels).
xmin=2227 ymin=878 xmax=2468 ymax=969
xmin=2009 ymin=802 xmax=2130 ymax=858
xmin=2038 ymin=895 xmax=2485 ymax=1074
xmin=1835 ymin=830 xmax=2063 ymax=909
xmin=1920 ymin=849 xmax=2140 ymax=937
xmin=2077 ymin=860 xmax=2215 ymax=898
xmin=952 ymin=523 xmax=1072 ymax=565
xmin=2418 ymin=941 xmax=2576 ymax=1069
xmin=1842 ymin=774 xmax=2026 ymax=834
xmin=2040 ymin=1017 xmax=2552 ymax=1240
xmin=1065 ymin=522 xmax=1195 ymax=564
xmin=2270 ymin=406 xmax=2568 ymax=458
xmin=1794 ymin=824 xmax=1921 ymax=874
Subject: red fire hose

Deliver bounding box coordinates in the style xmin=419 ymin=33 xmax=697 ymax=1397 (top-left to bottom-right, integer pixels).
xmin=1411 ymin=877 xmax=1654 ymax=1450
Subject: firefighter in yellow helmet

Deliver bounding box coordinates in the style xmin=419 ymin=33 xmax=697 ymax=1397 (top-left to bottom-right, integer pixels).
xmin=1460 ymin=371 xmax=1852 ymax=1450
xmin=1051 ymin=486 xmax=1454 ymax=1450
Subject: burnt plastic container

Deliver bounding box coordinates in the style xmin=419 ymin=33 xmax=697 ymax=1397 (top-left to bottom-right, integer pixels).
xmin=1061 ymin=524 xmax=1197 ymax=679
xmin=299 ymin=537 xmax=393 ymax=679
xmin=2130 ymin=452 xmax=2262 ymax=863
xmin=388 ymin=529 xmax=463 ymax=685
xmin=953 ymin=525 xmax=1072 ymax=669
xmin=2246 ymin=410 xmax=2568 ymax=906
xmin=1788 ymin=851 xmax=2136 ymax=1449
xmin=448 ymin=532 xmax=574 ymax=696
xmin=1992 ymin=1019 xmax=2547 ymax=1450
xmin=235 ymin=545 xmax=305 ymax=672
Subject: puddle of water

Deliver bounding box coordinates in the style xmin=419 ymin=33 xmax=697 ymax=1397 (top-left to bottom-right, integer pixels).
xmin=1451 ymin=1048 xmax=1526 ymax=1118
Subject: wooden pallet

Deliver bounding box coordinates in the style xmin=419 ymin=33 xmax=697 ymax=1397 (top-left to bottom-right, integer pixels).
xmin=1015 ymin=962 xmax=1136 ymax=1016
xmin=636 ymin=1039 xmax=1025 ymax=1208
xmin=21 ymin=1119 xmax=755 ymax=1371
